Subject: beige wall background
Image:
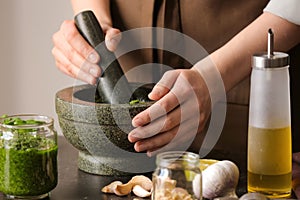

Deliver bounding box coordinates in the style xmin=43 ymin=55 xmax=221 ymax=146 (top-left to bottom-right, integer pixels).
xmin=0 ymin=0 xmax=76 ymax=134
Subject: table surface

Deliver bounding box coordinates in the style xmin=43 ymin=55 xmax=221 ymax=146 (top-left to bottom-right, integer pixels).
xmin=0 ymin=136 xmax=140 ymax=200
xmin=0 ymin=136 xmax=295 ymax=200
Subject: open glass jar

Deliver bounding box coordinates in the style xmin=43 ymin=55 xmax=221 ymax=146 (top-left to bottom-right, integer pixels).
xmin=0 ymin=114 xmax=58 ymax=199
xmin=152 ymin=151 xmax=202 ymax=200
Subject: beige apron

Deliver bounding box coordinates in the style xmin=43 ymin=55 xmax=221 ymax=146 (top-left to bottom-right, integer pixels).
xmin=110 ymin=0 xmax=300 ymax=161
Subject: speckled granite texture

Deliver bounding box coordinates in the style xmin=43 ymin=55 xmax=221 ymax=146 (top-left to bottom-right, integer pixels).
xmin=55 ymin=84 xmax=154 ymax=175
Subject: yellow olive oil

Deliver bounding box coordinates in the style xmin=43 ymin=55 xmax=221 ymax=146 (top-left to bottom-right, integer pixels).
xmin=247 ymin=126 xmax=292 ymax=198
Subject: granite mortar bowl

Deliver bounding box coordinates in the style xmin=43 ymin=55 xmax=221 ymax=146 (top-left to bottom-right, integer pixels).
xmin=55 ymin=83 xmax=155 ymax=175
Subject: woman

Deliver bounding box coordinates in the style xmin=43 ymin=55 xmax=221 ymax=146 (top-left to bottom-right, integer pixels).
xmin=52 ymin=0 xmax=300 ymax=157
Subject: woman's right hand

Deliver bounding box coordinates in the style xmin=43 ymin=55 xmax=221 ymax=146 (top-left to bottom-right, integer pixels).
xmin=52 ymin=20 xmax=121 ymax=85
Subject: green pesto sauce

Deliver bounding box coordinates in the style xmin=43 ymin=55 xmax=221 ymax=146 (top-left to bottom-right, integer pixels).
xmin=0 ymin=143 xmax=58 ymax=196
xmin=0 ymin=116 xmax=58 ymax=196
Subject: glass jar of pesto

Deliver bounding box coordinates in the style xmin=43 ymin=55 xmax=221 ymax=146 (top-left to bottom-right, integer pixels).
xmin=0 ymin=114 xmax=58 ymax=199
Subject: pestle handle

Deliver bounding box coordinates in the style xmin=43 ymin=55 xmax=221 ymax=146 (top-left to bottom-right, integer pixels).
xmin=74 ymin=10 xmax=105 ymax=48
xmin=74 ymin=10 xmax=133 ymax=104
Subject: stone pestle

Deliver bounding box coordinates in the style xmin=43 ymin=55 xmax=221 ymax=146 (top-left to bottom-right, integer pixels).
xmin=74 ymin=10 xmax=133 ymax=104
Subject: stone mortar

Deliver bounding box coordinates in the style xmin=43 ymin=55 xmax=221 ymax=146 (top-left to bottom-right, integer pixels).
xmin=55 ymin=84 xmax=155 ymax=175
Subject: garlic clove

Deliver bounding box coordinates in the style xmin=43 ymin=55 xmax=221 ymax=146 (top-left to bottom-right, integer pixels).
xmin=156 ymin=177 xmax=177 ymax=191
xmin=114 ymin=182 xmax=133 ymax=196
xmin=153 ymin=178 xmax=176 ymax=200
xmin=171 ymin=187 xmax=192 ymax=200
xmin=129 ymin=175 xmax=153 ymax=191
xmin=154 ymin=190 xmax=172 ymax=200
xmin=192 ymin=173 xmax=202 ymax=199
xmin=171 ymin=187 xmax=189 ymax=195
xmin=101 ymin=175 xmax=154 ymax=197
xmin=102 ymin=175 xmax=153 ymax=197
xmin=132 ymin=185 xmax=152 ymax=197
xmin=101 ymin=181 xmax=122 ymax=193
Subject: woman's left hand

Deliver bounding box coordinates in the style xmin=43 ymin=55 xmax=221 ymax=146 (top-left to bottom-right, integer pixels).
xmin=128 ymin=68 xmax=212 ymax=156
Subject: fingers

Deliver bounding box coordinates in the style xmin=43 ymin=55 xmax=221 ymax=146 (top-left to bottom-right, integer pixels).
xmin=147 ymin=119 xmax=199 ymax=157
xmin=129 ymin=69 xmax=210 ymax=154
xmin=148 ymin=70 xmax=181 ymax=100
xmin=105 ymin=28 xmax=121 ymax=52
xmin=132 ymin=91 xmax=180 ymax=127
xmin=129 ymin=106 xmax=180 ymax=142
xmin=134 ymin=125 xmax=179 ymax=153
xmin=128 ymin=97 xmax=201 ymax=154
xmin=52 ymin=20 xmax=101 ymax=84
xmin=129 ymin=99 xmax=200 ymax=142
xmin=132 ymin=70 xmax=198 ymax=128
xmin=132 ymin=70 xmax=183 ymax=127
xmin=134 ymin=118 xmax=199 ymax=155
xmin=52 ymin=47 xmax=98 ymax=85
xmin=61 ymin=20 xmax=100 ymax=63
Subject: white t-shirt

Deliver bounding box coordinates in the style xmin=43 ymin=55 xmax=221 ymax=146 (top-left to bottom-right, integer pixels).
xmin=264 ymin=0 xmax=300 ymax=25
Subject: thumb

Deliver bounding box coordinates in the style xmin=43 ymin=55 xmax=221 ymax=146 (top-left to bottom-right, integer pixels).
xmin=105 ymin=28 xmax=121 ymax=52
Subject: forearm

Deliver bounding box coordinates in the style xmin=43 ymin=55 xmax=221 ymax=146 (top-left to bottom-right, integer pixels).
xmin=210 ymin=12 xmax=300 ymax=92
xmin=71 ymin=0 xmax=112 ymax=31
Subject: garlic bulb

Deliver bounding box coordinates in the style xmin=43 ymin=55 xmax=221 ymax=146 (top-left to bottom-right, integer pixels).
xmin=193 ymin=160 xmax=239 ymax=199
xmin=239 ymin=192 xmax=268 ymax=200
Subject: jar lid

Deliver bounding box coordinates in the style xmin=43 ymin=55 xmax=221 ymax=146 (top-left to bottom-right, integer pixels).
xmin=252 ymin=52 xmax=289 ymax=69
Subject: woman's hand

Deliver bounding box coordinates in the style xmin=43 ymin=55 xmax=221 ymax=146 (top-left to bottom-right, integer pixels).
xmin=52 ymin=20 xmax=121 ymax=84
xmin=128 ymin=68 xmax=212 ymax=156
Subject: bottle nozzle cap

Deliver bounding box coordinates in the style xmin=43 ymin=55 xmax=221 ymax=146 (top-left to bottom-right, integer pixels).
xmin=267 ymin=29 xmax=274 ymax=58
xmin=252 ymin=29 xmax=289 ymax=69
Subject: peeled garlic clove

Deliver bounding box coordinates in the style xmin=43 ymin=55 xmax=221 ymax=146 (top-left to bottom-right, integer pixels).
xmin=171 ymin=187 xmax=192 ymax=200
xmin=130 ymin=175 xmax=153 ymax=191
xmin=154 ymin=190 xmax=172 ymax=200
xmin=101 ymin=181 xmax=123 ymax=193
xmin=171 ymin=187 xmax=189 ymax=195
xmin=132 ymin=185 xmax=152 ymax=197
xmin=202 ymin=160 xmax=239 ymax=199
xmin=156 ymin=177 xmax=177 ymax=191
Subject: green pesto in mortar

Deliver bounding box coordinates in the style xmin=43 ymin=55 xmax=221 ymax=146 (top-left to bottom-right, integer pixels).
xmin=0 ymin=117 xmax=58 ymax=196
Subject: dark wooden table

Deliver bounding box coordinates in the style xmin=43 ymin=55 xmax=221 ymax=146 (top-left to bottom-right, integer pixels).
xmin=50 ymin=136 xmax=149 ymax=200
xmin=0 ymin=136 xmax=297 ymax=199
xmin=0 ymin=136 xmax=142 ymax=200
